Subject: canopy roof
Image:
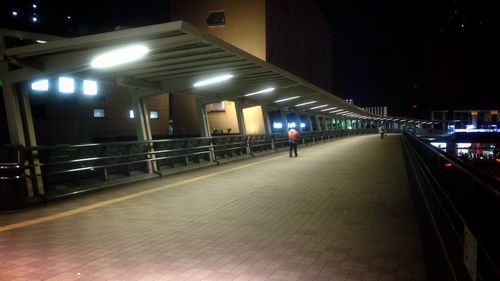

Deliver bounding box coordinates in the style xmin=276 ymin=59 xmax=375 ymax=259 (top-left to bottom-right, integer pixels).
xmin=2 ymin=21 xmax=426 ymax=122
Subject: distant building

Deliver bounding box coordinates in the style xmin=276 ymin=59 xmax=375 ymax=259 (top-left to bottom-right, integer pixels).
xmin=431 ymin=109 xmax=499 ymax=132
xmin=362 ymin=106 xmax=388 ymax=117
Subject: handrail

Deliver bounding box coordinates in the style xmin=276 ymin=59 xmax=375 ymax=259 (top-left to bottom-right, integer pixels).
xmin=402 ymin=130 xmax=500 ymax=281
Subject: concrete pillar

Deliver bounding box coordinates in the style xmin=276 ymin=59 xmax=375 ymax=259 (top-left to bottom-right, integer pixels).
xmin=307 ymin=114 xmax=314 ymax=132
xmin=234 ymin=101 xmax=246 ymax=135
xmin=19 ymin=87 xmax=44 ymax=196
xmin=195 ymin=98 xmax=210 ymax=137
xmin=261 ymin=106 xmax=272 ymax=134
xmin=295 ymin=113 xmax=302 ymax=132
xmin=129 ymin=90 xmax=154 ymax=173
xmin=315 ymin=116 xmax=322 ymax=131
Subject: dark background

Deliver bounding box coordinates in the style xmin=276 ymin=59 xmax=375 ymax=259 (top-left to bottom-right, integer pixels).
xmin=2 ymin=0 xmax=500 ymax=118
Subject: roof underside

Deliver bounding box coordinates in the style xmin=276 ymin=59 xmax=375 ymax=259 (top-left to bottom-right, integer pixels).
xmin=3 ymin=21 xmax=387 ymax=119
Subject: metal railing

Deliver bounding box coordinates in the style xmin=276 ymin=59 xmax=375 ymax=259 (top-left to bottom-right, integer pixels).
xmin=401 ymin=130 xmax=499 ymax=281
xmin=0 ymin=128 xmax=383 ymax=208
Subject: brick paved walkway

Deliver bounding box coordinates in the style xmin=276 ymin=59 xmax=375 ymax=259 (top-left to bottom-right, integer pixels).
xmin=0 ymin=134 xmax=427 ymax=281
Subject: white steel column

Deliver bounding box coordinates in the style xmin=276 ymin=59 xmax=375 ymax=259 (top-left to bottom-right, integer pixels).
xmin=129 ymin=90 xmax=153 ymax=173
xmin=261 ymin=106 xmax=272 ymax=134
xmin=195 ymin=98 xmax=210 ymax=137
xmin=234 ymin=101 xmax=246 ymax=135
xmin=19 ymin=87 xmax=44 ymax=196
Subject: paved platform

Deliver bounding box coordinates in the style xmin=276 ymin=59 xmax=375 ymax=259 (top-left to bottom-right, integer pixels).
xmin=0 ymin=134 xmax=427 ymax=281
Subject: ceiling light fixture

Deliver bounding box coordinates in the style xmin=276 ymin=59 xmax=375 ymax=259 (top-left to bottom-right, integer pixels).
xmin=193 ymin=74 xmax=234 ymax=87
xmin=295 ymin=101 xmax=316 ymax=107
xmin=275 ymin=96 xmax=300 ymax=103
xmin=244 ymin=87 xmax=275 ymax=96
xmin=91 ymin=45 xmax=150 ymax=69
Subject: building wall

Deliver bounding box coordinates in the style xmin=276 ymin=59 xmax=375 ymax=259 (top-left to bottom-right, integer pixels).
xmin=29 ymin=85 xmax=169 ymax=145
xmin=170 ymin=0 xmax=266 ymax=60
xmin=170 ymin=94 xmax=201 ymax=137
xmin=243 ymin=105 xmax=266 ymax=134
xmin=266 ymin=0 xmax=333 ymax=92
xmin=206 ymin=101 xmax=240 ymax=134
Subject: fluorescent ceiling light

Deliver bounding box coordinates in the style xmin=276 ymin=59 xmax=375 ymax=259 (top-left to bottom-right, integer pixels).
xmin=36 ymin=40 xmax=47 ymax=44
xmin=91 ymin=45 xmax=150 ymax=69
xmin=330 ymin=109 xmax=344 ymax=113
xmin=58 ymin=77 xmax=75 ymax=94
xmin=320 ymin=107 xmax=337 ymax=112
xmin=193 ymin=74 xmax=233 ymax=87
xmin=275 ymin=96 xmax=300 ymax=103
xmin=309 ymin=104 xmax=328 ymax=110
xmin=31 ymin=79 xmax=49 ymax=91
xmin=295 ymin=101 xmax=316 ymax=107
xmin=244 ymin=87 xmax=275 ymax=97
xmin=83 ymin=80 xmax=98 ymax=95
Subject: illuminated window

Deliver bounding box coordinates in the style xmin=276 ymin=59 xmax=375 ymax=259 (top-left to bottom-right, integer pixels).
xmin=150 ymin=111 xmax=159 ymax=119
xmin=58 ymin=77 xmax=75 ymax=94
xmin=287 ymin=122 xmax=296 ymax=128
xmin=129 ymin=110 xmax=135 ymax=118
xmin=83 ymin=80 xmax=98 ymax=95
xmin=93 ymin=108 xmax=105 ymax=118
xmin=272 ymin=122 xmax=283 ymax=129
xmin=31 ymin=79 xmax=49 ymax=91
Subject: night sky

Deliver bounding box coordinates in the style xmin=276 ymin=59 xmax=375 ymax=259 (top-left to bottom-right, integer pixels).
xmin=2 ymin=0 xmax=499 ymax=118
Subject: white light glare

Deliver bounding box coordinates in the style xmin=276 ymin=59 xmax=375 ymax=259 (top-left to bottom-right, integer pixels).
xmin=310 ymin=104 xmax=328 ymax=110
xmin=83 ymin=80 xmax=98 ymax=95
xmin=12 ymin=11 xmax=18 ymax=16
xmin=244 ymin=87 xmax=275 ymax=96
xmin=129 ymin=110 xmax=135 ymax=118
xmin=193 ymin=74 xmax=234 ymax=87
xmin=320 ymin=107 xmax=337 ymax=112
xmin=91 ymin=45 xmax=150 ymax=69
xmin=295 ymin=101 xmax=316 ymax=107
xmin=288 ymin=122 xmax=296 ymax=128
xmin=32 ymin=17 xmax=38 ymax=22
xmin=275 ymin=96 xmax=300 ymax=103
xmin=58 ymin=77 xmax=75 ymax=94
xmin=31 ymin=79 xmax=49 ymax=91
xmin=36 ymin=40 xmax=47 ymax=44
xmin=300 ymin=122 xmax=306 ymax=128
xmin=273 ymin=122 xmax=283 ymax=129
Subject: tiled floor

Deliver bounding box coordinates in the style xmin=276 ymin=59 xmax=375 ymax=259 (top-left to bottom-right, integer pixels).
xmin=0 ymin=134 xmax=427 ymax=281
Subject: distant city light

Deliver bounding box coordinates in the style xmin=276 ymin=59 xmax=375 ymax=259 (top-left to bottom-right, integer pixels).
xmin=83 ymin=80 xmax=98 ymax=95
xmin=33 ymin=4 xmax=37 ymax=9
xmin=272 ymin=121 xmax=283 ymax=129
xmin=32 ymin=16 xmax=38 ymax=22
xmin=300 ymin=122 xmax=306 ymax=128
xmin=31 ymin=79 xmax=49 ymax=91
xmin=67 ymin=16 xmax=71 ymax=19
xmin=12 ymin=11 xmax=18 ymax=16
xmin=193 ymin=74 xmax=233 ymax=87
xmin=287 ymin=122 xmax=296 ymax=128
xmin=244 ymin=87 xmax=275 ymax=97
xmin=58 ymin=77 xmax=75 ymax=94
xmin=91 ymin=45 xmax=150 ymax=69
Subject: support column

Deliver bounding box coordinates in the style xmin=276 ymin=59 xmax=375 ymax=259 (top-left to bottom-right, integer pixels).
xmin=19 ymin=87 xmax=44 ymax=196
xmin=261 ymin=106 xmax=272 ymax=134
xmin=234 ymin=101 xmax=246 ymax=135
xmin=195 ymin=98 xmax=210 ymax=137
xmin=315 ymin=116 xmax=322 ymax=131
xmin=130 ymin=90 xmax=154 ymax=173
xmin=307 ymin=113 xmax=314 ymax=132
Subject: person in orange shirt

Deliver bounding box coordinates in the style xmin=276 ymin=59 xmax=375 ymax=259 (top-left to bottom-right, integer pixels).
xmin=288 ymin=127 xmax=299 ymax=158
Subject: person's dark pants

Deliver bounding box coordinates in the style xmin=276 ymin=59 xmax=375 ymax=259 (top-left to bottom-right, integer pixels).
xmin=289 ymin=142 xmax=298 ymax=157
xmin=380 ymin=133 xmax=384 ymax=139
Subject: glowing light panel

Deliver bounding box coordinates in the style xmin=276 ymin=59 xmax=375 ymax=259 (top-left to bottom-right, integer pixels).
xmin=193 ymin=74 xmax=233 ymax=87
xmin=273 ymin=122 xmax=283 ymax=129
xmin=91 ymin=45 xmax=150 ymax=69
xmin=244 ymin=87 xmax=275 ymax=97
xmin=295 ymin=101 xmax=316 ymax=107
xmin=58 ymin=77 xmax=75 ymax=94
xmin=275 ymin=96 xmax=300 ymax=103
xmin=83 ymin=80 xmax=98 ymax=95
xmin=31 ymin=79 xmax=49 ymax=91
